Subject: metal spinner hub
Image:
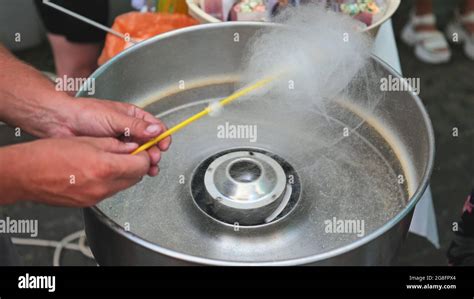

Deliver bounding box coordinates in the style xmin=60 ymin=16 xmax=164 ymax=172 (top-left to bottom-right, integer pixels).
xmin=191 ymin=149 xmax=301 ymax=226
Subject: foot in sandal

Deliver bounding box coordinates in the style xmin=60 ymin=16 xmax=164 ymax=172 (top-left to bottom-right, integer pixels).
xmin=401 ymin=13 xmax=451 ymax=64
xmin=446 ymin=10 xmax=474 ymax=60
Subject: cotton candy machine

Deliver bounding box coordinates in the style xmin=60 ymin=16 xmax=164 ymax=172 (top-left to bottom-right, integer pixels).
xmin=81 ymin=22 xmax=434 ymax=265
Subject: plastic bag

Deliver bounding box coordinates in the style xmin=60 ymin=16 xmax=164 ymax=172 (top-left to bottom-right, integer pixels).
xmin=98 ymin=12 xmax=198 ymax=65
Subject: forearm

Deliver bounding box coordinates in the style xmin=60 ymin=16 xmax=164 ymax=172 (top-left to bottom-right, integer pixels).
xmin=0 ymin=144 xmax=30 ymax=204
xmin=0 ymin=46 xmax=72 ymax=138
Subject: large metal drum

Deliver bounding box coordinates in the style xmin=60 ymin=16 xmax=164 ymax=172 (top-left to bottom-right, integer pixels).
xmin=81 ymin=22 xmax=434 ymax=266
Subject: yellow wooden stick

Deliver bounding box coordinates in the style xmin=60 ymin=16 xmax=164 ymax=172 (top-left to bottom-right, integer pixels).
xmin=131 ymin=76 xmax=276 ymax=155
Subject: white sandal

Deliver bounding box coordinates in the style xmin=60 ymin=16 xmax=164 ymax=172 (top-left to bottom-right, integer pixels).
xmin=446 ymin=11 xmax=474 ymax=60
xmin=401 ymin=13 xmax=451 ymax=64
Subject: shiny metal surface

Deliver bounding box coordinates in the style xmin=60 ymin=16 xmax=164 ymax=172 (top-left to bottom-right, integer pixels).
xmin=203 ymin=150 xmax=287 ymax=225
xmin=77 ymin=22 xmax=434 ymax=266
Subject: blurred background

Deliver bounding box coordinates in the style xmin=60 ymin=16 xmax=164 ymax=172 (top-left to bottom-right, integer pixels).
xmin=0 ymin=0 xmax=472 ymax=265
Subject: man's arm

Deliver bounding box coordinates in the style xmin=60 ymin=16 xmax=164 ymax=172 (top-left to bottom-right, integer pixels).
xmin=0 ymin=46 xmax=171 ymax=205
xmin=0 ymin=137 xmax=151 ymax=206
xmin=0 ymin=46 xmax=72 ymax=138
xmin=0 ymin=45 xmax=171 ymax=175
xmin=0 ymin=45 xmax=170 ymax=147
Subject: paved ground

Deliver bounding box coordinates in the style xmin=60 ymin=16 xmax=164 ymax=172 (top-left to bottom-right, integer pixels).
xmin=1 ymin=1 xmax=473 ymax=266
xmin=393 ymin=1 xmax=474 ymax=266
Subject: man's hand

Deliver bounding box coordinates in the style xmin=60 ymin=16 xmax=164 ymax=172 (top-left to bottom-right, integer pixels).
xmin=0 ymin=46 xmax=170 ymax=176
xmin=47 ymin=97 xmax=171 ymax=177
xmin=0 ymin=137 xmax=151 ymax=207
xmin=0 ymin=46 xmax=171 ymax=206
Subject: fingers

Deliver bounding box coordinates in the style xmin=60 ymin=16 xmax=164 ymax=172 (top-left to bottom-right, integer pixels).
xmin=129 ymin=118 xmax=163 ymax=141
xmin=73 ymin=100 xmax=171 ymax=152
xmin=110 ymin=151 xmax=151 ymax=179
xmin=78 ymin=137 xmax=153 ymax=178
xmin=148 ymin=165 xmax=160 ymax=177
xmin=157 ymin=131 xmax=171 ymax=152
xmin=145 ymin=146 xmax=161 ymax=176
xmin=124 ymin=103 xmax=172 ymax=152
xmin=82 ymin=137 xmax=139 ymax=154
xmin=77 ymin=137 xmax=161 ymax=179
xmin=149 ymin=118 xmax=171 ymax=152
xmin=108 ymin=109 xmax=163 ymax=141
xmin=147 ymin=145 xmax=161 ymax=165
xmin=149 ymin=117 xmax=171 ymax=152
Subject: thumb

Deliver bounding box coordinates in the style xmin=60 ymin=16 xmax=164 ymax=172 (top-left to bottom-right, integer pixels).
xmin=111 ymin=114 xmax=163 ymax=140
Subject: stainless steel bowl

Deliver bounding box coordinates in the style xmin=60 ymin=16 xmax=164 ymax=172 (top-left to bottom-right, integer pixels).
xmin=79 ymin=22 xmax=434 ymax=266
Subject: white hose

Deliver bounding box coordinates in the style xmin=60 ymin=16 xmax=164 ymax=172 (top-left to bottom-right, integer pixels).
xmin=11 ymin=230 xmax=95 ymax=266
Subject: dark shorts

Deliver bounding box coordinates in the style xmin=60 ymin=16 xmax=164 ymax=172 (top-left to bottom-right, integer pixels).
xmin=34 ymin=0 xmax=109 ymax=43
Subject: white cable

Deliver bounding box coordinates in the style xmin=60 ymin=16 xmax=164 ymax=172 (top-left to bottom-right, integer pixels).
xmin=53 ymin=230 xmax=85 ymax=266
xmin=11 ymin=237 xmax=81 ymax=251
xmin=11 ymin=230 xmax=95 ymax=266
xmin=78 ymin=233 xmax=94 ymax=259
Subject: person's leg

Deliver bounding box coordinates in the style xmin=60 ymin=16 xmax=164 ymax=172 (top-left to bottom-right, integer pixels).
xmin=414 ymin=0 xmax=437 ymax=31
xmin=446 ymin=0 xmax=474 ymax=59
xmin=401 ymin=0 xmax=451 ymax=63
xmin=415 ymin=0 xmax=434 ymax=15
xmin=47 ymin=34 xmax=101 ymax=82
xmin=461 ymin=0 xmax=474 ymax=34
xmin=34 ymin=0 xmax=109 ymax=94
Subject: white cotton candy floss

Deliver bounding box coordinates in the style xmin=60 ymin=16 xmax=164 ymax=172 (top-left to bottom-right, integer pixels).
xmin=239 ymin=2 xmax=376 ymax=115
xmin=207 ymin=101 xmax=223 ymax=117
xmin=207 ymin=2 xmax=380 ymax=121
